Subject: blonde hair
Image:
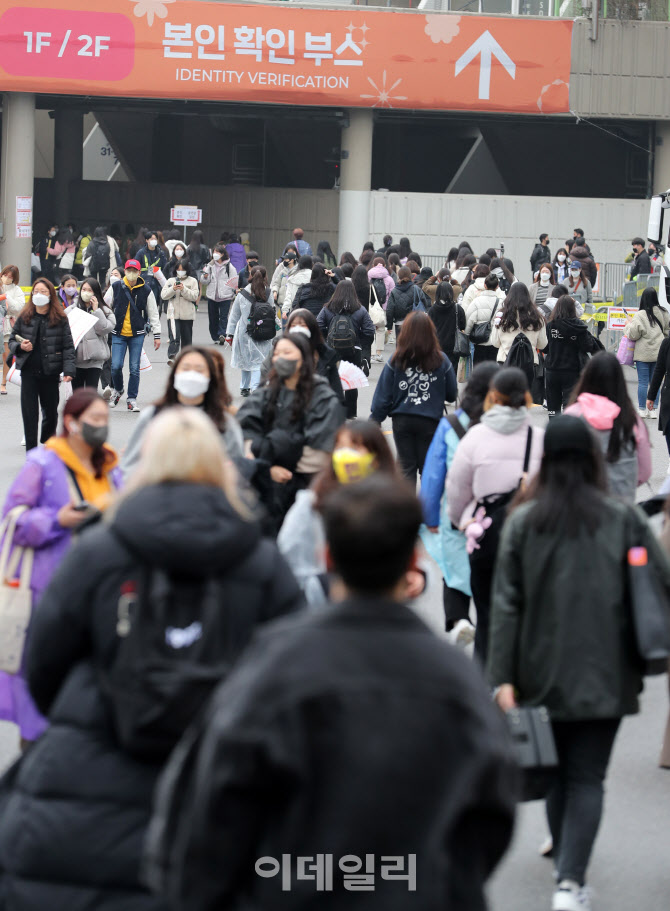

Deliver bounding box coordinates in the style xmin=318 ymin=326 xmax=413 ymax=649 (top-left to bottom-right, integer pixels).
xmin=120 ymin=407 xmax=249 ymax=517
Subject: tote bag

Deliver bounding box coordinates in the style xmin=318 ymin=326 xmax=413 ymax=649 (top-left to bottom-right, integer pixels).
xmin=616 ymin=335 xmax=635 ymax=367
xmin=0 ymin=506 xmax=33 ymax=674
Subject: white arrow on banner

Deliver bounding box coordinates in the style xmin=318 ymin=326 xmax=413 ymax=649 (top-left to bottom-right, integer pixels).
xmin=454 ymin=30 xmax=516 ymax=101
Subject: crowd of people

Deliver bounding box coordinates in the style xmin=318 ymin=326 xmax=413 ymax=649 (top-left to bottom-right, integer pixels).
xmin=0 ymin=225 xmax=667 ymax=911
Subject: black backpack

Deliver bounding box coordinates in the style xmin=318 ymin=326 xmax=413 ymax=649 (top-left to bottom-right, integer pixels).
xmin=243 ymin=290 xmax=276 ymax=341
xmin=505 ymin=332 xmax=536 ymax=387
xmin=327 ymin=311 xmax=358 ymax=350
xmin=99 ymin=564 xmax=244 ymax=759
xmin=371 ymin=277 xmax=387 ymax=307
xmin=90 ymin=238 xmax=110 ymax=273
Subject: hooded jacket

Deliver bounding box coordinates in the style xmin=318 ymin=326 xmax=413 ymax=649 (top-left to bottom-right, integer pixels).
xmin=283 ymin=268 xmax=312 ymax=315
xmin=624 ymin=306 xmax=670 ymax=362
xmin=447 ymin=406 xmax=544 ymax=527
xmin=0 ymin=483 xmax=303 ymax=911
xmin=564 ymin=392 xmax=651 ymax=502
xmin=488 ymin=497 xmax=670 ymax=720
xmin=1 ymin=283 xmax=27 ymax=339
xmin=370 ymin=353 xmax=457 ymax=424
xmin=147 ymin=596 xmax=516 ymax=911
xmin=461 ymin=276 xmax=503 ymax=312
xmin=544 ymin=316 xmax=602 ymax=372
xmin=368 ymin=263 xmax=395 ymax=305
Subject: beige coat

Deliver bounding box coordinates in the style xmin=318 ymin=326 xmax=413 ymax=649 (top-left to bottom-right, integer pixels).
xmin=490 ymin=319 xmax=548 ymax=364
xmin=625 ymin=306 xmax=670 ymax=363
xmin=161 ymin=276 xmax=200 ymax=321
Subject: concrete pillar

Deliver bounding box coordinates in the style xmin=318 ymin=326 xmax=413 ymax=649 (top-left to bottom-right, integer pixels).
xmin=0 ymin=93 xmax=36 ymax=284
xmin=53 ymin=108 xmax=83 ymax=227
xmin=338 ymin=109 xmax=373 ymax=257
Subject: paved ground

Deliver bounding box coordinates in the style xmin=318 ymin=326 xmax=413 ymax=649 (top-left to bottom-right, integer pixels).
xmin=0 ymin=305 xmax=668 ymax=909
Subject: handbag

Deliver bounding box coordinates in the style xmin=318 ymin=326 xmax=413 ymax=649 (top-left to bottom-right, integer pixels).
xmin=470 ymin=301 xmax=499 ymax=345
xmin=506 ymin=706 xmax=558 ymax=801
xmin=59 ymin=248 xmax=75 ymax=271
xmin=0 ymin=506 xmax=33 ymax=674
xmin=369 ymin=285 xmax=386 ymax=330
xmin=616 ymin=334 xmax=635 ymax=367
xmin=627 ymin=544 xmax=670 ymax=675
xmin=453 ymin=320 xmax=470 ymax=358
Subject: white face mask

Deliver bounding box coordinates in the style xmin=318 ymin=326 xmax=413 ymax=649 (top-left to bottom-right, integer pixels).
xmin=111 ymin=275 xmax=121 ymax=284
xmin=557 ymin=254 xmax=566 ymax=263
xmin=570 ymin=269 xmax=581 ymax=279
xmin=176 ymin=270 xmax=186 ymax=279
xmin=49 ymin=230 xmax=57 ymax=238
xmin=540 ymin=274 xmax=551 ymax=285
xmin=148 ymin=239 xmax=157 ymax=249
xmin=173 ymin=370 xmax=210 ymax=399
xmin=213 ymin=252 xmax=222 ymax=261
xmin=33 ymin=293 xmax=50 ymax=308
xmin=80 ymin=290 xmax=94 ymax=303
xmin=175 ymin=249 xmax=184 ymax=259
xmin=289 ymin=325 xmax=311 ymax=339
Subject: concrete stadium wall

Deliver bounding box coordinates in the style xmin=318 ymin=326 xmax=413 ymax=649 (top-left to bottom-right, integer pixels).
xmin=41 ymin=180 xmax=648 ymax=277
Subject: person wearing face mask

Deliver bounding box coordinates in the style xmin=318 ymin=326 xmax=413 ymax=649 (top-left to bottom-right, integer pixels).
xmin=135 ymin=230 xmax=167 ymax=304
xmin=566 ymin=261 xmax=593 ymax=310
xmin=0 ymin=388 xmax=120 ymax=747
xmin=530 ymin=233 xmax=551 ymax=278
xmin=529 ymin=263 xmax=555 ymax=310
xmin=237 ymin=250 xmax=260 ymax=290
xmin=8 ymin=279 xmax=76 ymax=450
xmin=270 ymin=247 xmax=298 ymax=312
xmin=66 ymin=277 xmax=116 ymax=390
xmin=108 ymin=259 xmax=161 ymax=413
xmin=163 ymin=241 xmax=188 ymax=281
xmin=99 ymin=268 xmax=124 ymax=398
xmin=0 ymin=265 xmax=27 ymax=395
xmin=629 ymin=236 xmax=653 ymax=280
xmin=84 ymin=226 xmax=120 ymax=289
xmin=226 ymin=266 xmax=277 ymax=396
xmin=37 ymin=224 xmax=59 ymax=283
xmin=121 ymin=345 xmax=244 ymax=480
xmin=161 ymin=255 xmax=200 ymax=364
xmin=237 ymin=332 xmax=344 ymax=533
xmin=553 ymin=247 xmax=570 ymax=284
xmin=202 ymin=243 xmax=238 ymax=344
xmin=57 ymin=273 xmax=79 ymax=310
xmin=278 ymin=420 xmax=405 ymax=606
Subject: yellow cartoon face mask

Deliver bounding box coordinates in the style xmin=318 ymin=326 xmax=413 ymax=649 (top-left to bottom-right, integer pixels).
xmin=332 ymin=448 xmax=376 ymax=484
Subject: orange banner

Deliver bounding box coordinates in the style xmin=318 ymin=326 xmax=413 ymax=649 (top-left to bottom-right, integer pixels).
xmin=0 ymin=1 xmax=572 ymax=114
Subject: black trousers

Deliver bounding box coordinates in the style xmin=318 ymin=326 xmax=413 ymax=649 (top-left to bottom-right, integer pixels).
xmin=21 ymin=374 xmax=60 ymax=450
xmin=392 ymin=414 xmax=440 ymax=487
xmin=100 ymin=357 xmax=112 ymax=390
xmin=545 ymin=369 xmax=580 ymax=419
xmin=469 ymin=530 xmax=498 ymax=665
xmin=168 ymin=319 xmax=194 ymax=359
xmin=547 ymin=719 xmax=621 ymax=886
xmin=473 ymin=345 xmax=498 ymax=366
xmin=72 ymin=367 xmax=101 ymax=390
xmin=443 ymin=581 xmax=471 ymax=631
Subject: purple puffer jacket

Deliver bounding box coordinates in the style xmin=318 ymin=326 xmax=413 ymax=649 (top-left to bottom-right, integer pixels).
xmin=225 ymin=241 xmax=247 ymax=274
xmin=0 ymin=448 xmax=122 ymax=740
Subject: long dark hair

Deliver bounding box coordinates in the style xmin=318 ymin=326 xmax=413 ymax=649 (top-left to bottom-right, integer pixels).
xmin=351 ymin=264 xmax=370 ymax=307
xmin=460 ymin=362 xmax=501 ymax=424
xmin=312 ymin=420 xmax=401 ymax=510
xmin=339 ymin=251 xmax=357 ymax=268
xmin=328 ymin=280 xmax=361 ymax=314
xmin=249 ymin=265 xmax=269 ymax=301
xmin=392 ymin=311 xmax=443 ymax=373
xmin=265 ymin=333 xmax=315 ymax=423
xmin=639 ymin=286 xmax=662 ymax=329
xmin=514 ymin=442 xmax=607 ymax=536
xmin=549 ymin=294 xmax=577 ymax=321
xmin=434 ymin=281 xmax=454 ymax=306
xmin=569 ymin=351 xmax=637 ymax=462
xmin=398 ymin=237 xmax=412 ymax=259
xmin=78 ymin=277 xmax=105 ymax=310
xmin=61 ymin=388 xmax=112 ymax=479
xmin=307 ymin=262 xmax=334 ymax=300
xmin=21 ymin=278 xmax=65 ymax=326
xmin=499 ymin=283 xmax=544 ymax=333
xmin=154 ymin=345 xmax=232 ymax=431
xmin=170 ymin=253 xmax=197 ymax=280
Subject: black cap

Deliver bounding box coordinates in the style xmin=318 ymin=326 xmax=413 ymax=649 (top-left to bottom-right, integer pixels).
xmin=544 ymin=415 xmax=594 ymax=456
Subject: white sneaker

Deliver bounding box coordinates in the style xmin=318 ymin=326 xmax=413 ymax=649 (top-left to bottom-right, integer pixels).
xmin=450 ymin=619 xmax=475 ymax=649
xmin=552 ymin=880 xmax=590 ymax=911
xmin=127 ymin=400 xmax=141 ymax=413
xmin=639 ymin=407 xmax=648 ymax=418
xmin=539 ymin=835 xmax=554 ymax=857
xmin=648 ymin=408 xmax=658 ymax=419
xmin=20 ymin=435 xmax=25 ymax=447
xmin=110 ymin=390 xmax=122 ymax=408
xmin=101 ymin=386 xmax=113 ymax=401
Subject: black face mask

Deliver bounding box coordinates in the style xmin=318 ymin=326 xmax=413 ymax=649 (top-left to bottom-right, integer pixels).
xmin=247 ymin=260 xmax=258 ymax=268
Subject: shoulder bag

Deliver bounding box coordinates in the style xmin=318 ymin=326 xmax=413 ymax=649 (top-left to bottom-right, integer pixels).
xmin=470 ymin=300 xmax=499 ymax=346
xmin=506 ymin=705 xmax=558 ymax=802
xmin=0 ymin=506 xmax=33 ymax=674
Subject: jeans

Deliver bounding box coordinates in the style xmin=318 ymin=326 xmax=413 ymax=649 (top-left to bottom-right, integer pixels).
xmin=545 ymin=369 xmax=580 ymax=419
xmin=546 ymin=719 xmax=620 ymax=886
xmin=208 ymin=299 xmax=231 ymax=341
xmin=72 ymin=367 xmax=101 ymax=390
xmin=635 ymin=360 xmax=658 ymax=409
xmin=20 ymin=374 xmax=60 ymax=450
xmin=111 ymin=334 xmax=144 ymax=401
xmin=392 ymin=414 xmax=440 ymax=487
xmin=168 ymin=318 xmax=194 ymax=359
xmin=240 ymin=368 xmax=261 ymax=391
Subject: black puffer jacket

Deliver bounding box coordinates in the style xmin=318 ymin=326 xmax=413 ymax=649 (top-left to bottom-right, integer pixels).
xmin=0 ymin=483 xmax=303 ymax=911
xmin=291 ymin=280 xmax=335 ymax=317
xmin=385 ymin=281 xmax=429 ymax=329
xmin=8 ymin=313 xmax=76 ymax=376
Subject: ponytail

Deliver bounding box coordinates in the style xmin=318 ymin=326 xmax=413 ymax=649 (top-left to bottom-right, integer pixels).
xmin=250 ymin=265 xmax=268 ymax=301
